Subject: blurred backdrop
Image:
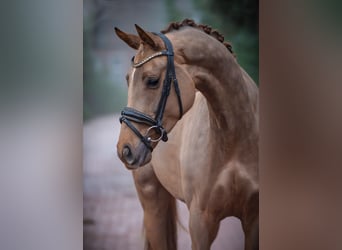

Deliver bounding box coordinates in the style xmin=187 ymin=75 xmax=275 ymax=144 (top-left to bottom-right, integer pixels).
xmin=84 ymin=0 xmax=258 ymax=121
xmin=83 ymin=0 xmax=258 ymax=249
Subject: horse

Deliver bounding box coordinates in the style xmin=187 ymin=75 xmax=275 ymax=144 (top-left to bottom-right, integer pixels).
xmin=115 ymin=19 xmax=259 ymax=250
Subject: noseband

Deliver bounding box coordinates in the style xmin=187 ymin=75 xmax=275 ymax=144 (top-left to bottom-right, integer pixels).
xmin=119 ymin=32 xmax=183 ymax=152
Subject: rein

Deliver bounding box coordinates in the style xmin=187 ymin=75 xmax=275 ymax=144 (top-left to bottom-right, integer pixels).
xmin=119 ymin=32 xmax=183 ymax=152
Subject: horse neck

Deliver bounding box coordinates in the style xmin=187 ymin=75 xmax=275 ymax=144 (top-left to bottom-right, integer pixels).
xmin=172 ymin=28 xmax=258 ymax=160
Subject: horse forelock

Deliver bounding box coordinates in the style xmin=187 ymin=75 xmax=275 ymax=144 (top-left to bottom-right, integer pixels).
xmin=161 ymin=18 xmax=235 ymax=57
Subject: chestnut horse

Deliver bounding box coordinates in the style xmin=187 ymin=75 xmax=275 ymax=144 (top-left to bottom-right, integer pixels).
xmin=115 ymin=19 xmax=258 ymax=250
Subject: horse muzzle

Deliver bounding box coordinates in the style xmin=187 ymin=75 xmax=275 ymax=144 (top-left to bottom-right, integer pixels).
xmin=118 ymin=142 xmax=152 ymax=169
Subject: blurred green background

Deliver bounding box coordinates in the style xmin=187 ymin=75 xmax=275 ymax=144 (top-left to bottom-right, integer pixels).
xmin=84 ymin=0 xmax=258 ymax=121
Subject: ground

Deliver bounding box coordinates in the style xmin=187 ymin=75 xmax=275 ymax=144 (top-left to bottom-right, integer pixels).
xmin=83 ymin=114 xmax=244 ymax=250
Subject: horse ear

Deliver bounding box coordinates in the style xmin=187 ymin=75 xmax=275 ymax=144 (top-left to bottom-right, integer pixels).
xmin=114 ymin=27 xmax=140 ymax=50
xmin=134 ymin=24 xmax=158 ymax=49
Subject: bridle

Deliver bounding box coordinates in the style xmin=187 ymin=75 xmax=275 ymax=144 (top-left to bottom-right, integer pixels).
xmin=119 ymin=32 xmax=183 ymax=152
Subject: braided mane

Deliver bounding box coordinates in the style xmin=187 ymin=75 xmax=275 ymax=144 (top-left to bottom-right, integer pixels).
xmin=161 ymin=18 xmax=235 ymax=57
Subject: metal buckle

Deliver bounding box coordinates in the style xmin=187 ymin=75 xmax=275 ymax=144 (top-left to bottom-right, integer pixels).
xmin=145 ymin=125 xmax=165 ymax=142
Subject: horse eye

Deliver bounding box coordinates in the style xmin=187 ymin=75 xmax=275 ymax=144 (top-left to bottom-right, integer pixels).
xmin=146 ymin=78 xmax=160 ymax=88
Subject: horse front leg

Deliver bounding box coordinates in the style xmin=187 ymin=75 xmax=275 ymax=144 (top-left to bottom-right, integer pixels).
xmin=243 ymin=216 xmax=258 ymax=250
xmin=132 ymin=164 xmax=177 ymax=250
xmin=241 ymin=191 xmax=259 ymax=250
xmin=189 ymin=204 xmax=220 ymax=250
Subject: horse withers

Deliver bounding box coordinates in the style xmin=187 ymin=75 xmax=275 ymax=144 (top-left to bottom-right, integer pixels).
xmin=115 ymin=19 xmax=259 ymax=250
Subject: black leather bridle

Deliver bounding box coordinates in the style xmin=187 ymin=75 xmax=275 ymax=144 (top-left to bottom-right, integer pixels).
xmin=119 ymin=32 xmax=183 ymax=152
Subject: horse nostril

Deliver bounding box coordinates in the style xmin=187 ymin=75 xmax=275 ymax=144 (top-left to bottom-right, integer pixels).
xmin=122 ymin=145 xmax=136 ymax=165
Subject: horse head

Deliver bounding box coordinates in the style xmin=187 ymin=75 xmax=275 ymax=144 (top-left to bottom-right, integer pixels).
xmin=115 ymin=25 xmax=195 ymax=169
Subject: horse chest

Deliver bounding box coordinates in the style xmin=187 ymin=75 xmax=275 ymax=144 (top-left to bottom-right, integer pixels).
xmin=152 ymin=141 xmax=185 ymax=201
